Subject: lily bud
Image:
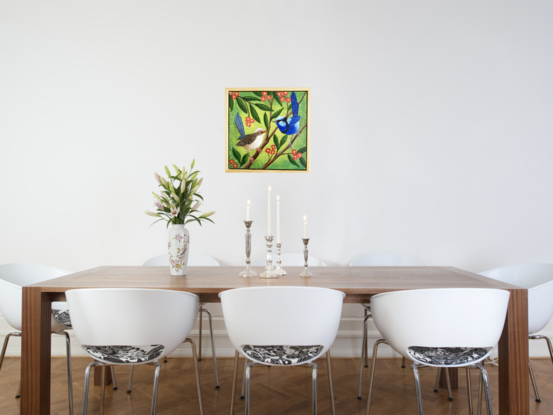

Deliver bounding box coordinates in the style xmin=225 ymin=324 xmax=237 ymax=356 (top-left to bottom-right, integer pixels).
xmin=196 ymin=177 xmax=203 ymax=190
xmin=192 ymin=201 xmax=202 ymax=211
xmin=165 ymin=166 xmax=171 ymax=176
xmin=172 ymin=193 xmax=180 ymax=203
xmin=180 ymin=180 xmax=186 ymax=192
xmin=173 ymin=164 xmax=181 ymax=175
xmin=191 ymin=159 xmax=195 ymax=170
xmin=152 ymin=192 xmax=161 ymax=201
xmin=199 ymin=211 xmax=215 ymax=219
xmin=160 ymin=177 xmax=168 ymax=186
xmin=155 ymin=172 xmax=161 ymax=184
xmin=190 ymin=185 xmax=199 ymax=195
xmin=181 ymin=167 xmax=186 ymax=180
xmin=145 ymin=210 xmax=161 ymax=217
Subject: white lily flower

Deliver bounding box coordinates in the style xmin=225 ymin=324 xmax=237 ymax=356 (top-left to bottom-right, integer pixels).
xmin=170 ymin=207 xmax=180 ymax=217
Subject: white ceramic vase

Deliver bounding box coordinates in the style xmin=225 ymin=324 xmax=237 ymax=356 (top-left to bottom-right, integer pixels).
xmin=167 ymin=224 xmax=190 ymax=276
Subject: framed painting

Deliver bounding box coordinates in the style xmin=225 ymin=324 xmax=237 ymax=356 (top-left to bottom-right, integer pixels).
xmin=226 ymin=87 xmax=310 ymax=172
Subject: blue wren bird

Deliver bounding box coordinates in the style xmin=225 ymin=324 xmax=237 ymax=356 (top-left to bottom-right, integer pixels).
xmin=273 ymin=92 xmax=301 ymax=135
xmin=234 ymin=113 xmax=266 ymax=161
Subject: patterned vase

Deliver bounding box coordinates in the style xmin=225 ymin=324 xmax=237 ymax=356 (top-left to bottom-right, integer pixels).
xmin=167 ymin=224 xmax=190 ymax=276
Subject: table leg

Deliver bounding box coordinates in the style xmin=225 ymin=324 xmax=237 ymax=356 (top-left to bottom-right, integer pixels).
xmin=94 ymin=366 xmax=113 ymax=386
xmin=21 ymin=288 xmax=52 ymax=415
xmin=499 ymin=289 xmax=529 ymax=415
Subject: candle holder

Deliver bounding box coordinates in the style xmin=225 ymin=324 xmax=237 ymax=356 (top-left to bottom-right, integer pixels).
xmin=299 ymin=238 xmax=313 ymax=278
xmin=274 ymin=243 xmax=287 ymax=275
xmin=259 ymin=235 xmax=279 ymax=279
xmin=239 ymin=221 xmax=257 ymax=277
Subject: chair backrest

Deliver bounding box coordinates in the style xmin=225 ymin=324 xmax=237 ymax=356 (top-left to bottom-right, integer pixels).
xmin=480 ymin=263 xmax=553 ymax=334
xmin=66 ymin=288 xmax=199 ymax=362
xmin=251 ymin=253 xmax=326 ymax=267
xmin=220 ymin=286 xmax=344 ymax=361
xmin=143 ymin=252 xmax=220 ymax=266
xmin=0 ymin=263 xmax=71 ymax=331
xmin=349 ymin=254 xmax=427 ymax=266
xmin=370 ymin=288 xmax=510 ymax=364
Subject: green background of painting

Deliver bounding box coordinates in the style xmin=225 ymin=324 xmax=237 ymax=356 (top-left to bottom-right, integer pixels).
xmin=228 ymin=90 xmax=308 ymax=171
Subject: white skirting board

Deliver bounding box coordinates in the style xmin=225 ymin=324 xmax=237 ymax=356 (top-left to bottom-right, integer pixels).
xmin=1 ymin=313 xmax=552 ymax=359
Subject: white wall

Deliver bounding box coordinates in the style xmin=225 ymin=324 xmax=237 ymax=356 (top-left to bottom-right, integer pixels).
xmin=1 ymin=0 xmax=553 ymax=357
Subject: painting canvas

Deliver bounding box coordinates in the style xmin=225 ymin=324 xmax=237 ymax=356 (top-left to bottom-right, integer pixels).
xmin=226 ymin=88 xmax=309 ymax=172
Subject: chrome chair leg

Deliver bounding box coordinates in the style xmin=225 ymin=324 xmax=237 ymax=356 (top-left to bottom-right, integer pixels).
xmin=477 ymin=363 xmax=492 ymax=415
xmin=466 ymin=367 xmax=473 ymax=415
xmin=364 ymin=308 xmax=369 ymax=368
xmin=198 ymin=305 xmax=204 ymax=361
xmin=444 ymin=367 xmax=453 ymax=401
xmin=241 ymin=357 xmax=247 ymax=399
xmin=245 ymin=361 xmax=254 ymax=415
xmin=309 ymin=362 xmax=318 ymax=415
xmin=529 ymin=360 xmax=541 ymax=402
xmin=365 ymin=339 xmax=386 ymax=415
xmin=82 ymin=361 xmax=99 ymax=415
xmin=100 ymin=365 xmax=106 ymax=415
xmin=203 ymin=307 xmax=220 ymax=388
xmin=401 ymin=357 xmax=406 ymax=368
xmin=434 ymin=367 xmax=441 ymax=392
xmin=54 ymin=331 xmax=74 ymax=415
xmin=326 ymin=351 xmax=335 ymax=415
xmin=411 ymin=363 xmax=424 ymax=415
xmin=0 ymin=332 xmax=21 ymax=398
xmin=111 ymin=366 xmax=118 ymax=390
xmin=230 ymin=351 xmax=240 ymax=415
xmin=151 ymin=361 xmax=162 ymax=415
xmin=477 ymin=370 xmax=483 ymax=415
xmin=127 ymin=365 xmax=134 ymax=393
xmin=16 ymin=381 xmax=21 ymax=399
xmin=357 ymin=314 xmax=370 ymax=399
xmin=185 ymin=338 xmax=204 ymax=415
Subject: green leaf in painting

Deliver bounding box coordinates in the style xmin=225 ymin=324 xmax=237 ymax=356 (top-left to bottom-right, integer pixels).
xmin=271 ymin=92 xmax=282 ymax=107
xmin=299 ymin=157 xmax=307 ymax=168
xmin=287 ymin=154 xmax=299 ymax=167
xmin=253 ymin=92 xmax=263 ymax=97
xmin=280 ymin=136 xmax=288 ymax=148
xmin=228 ymin=95 xmax=234 ymax=112
xmin=241 ymin=96 xmax=261 ymax=102
xmin=241 ymin=153 xmax=249 ymax=166
xmin=297 ymin=147 xmax=307 ymax=154
xmin=250 ymin=105 xmax=261 ymax=123
xmin=264 ymin=113 xmax=269 ymax=129
xmin=271 ymin=108 xmax=283 ymax=120
xmin=255 ymin=103 xmax=272 ymax=112
xmin=274 ymin=135 xmax=281 ymax=151
xmin=237 ymin=97 xmax=249 ymax=114
xmin=232 ymin=147 xmax=242 ymax=163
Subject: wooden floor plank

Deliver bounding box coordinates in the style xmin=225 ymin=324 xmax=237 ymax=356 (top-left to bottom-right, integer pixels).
xmin=2 ymin=357 xmax=552 ymax=414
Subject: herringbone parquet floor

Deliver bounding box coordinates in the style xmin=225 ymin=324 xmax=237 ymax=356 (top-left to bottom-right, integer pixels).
xmin=1 ymin=357 xmax=552 ymax=415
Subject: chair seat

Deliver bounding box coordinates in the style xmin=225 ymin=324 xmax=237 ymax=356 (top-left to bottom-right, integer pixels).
xmin=243 ymin=345 xmax=323 ymax=365
xmin=407 ymin=346 xmax=488 ymax=366
xmin=83 ymin=344 xmax=164 ymax=364
xmin=52 ymin=309 xmax=72 ymax=329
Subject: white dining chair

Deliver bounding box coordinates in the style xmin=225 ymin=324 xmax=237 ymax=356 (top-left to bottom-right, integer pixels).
xmin=251 ymin=253 xmax=327 ymax=267
xmin=480 ymin=263 xmax=553 ymax=402
xmin=366 ymin=288 xmax=510 ymax=415
xmin=142 ymin=252 xmax=220 ymax=389
xmin=221 ymin=286 xmax=344 ymax=415
xmin=350 ymin=254 xmax=428 ymax=399
xmin=0 ymin=263 xmax=75 ymax=415
xmin=66 ymin=288 xmax=203 ymax=415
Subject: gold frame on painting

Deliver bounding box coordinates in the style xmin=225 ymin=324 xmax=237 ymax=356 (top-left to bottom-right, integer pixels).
xmin=225 ymin=87 xmax=310 ymax=173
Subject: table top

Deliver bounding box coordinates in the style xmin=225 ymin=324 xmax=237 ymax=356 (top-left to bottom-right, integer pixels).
xmin=28 ymin=266 xmax=522 ymax=303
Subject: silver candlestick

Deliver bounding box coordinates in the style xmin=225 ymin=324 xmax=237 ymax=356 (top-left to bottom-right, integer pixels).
xmin=274 ymin=243 xmax=287 ymax=275
xmin=259 ymin=235 xmax=279 ymax=279
xmin=239 ymin=221 xmax=257 ymax=277
xmin=299 ymin=238 xmax=313 ymax=277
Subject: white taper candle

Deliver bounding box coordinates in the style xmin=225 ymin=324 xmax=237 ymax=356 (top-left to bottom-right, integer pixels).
xmin=303 ymin=215 xmax=308 ymax=238
xmin=268 ymin=186 xmax=271 ymax=234
xmin=277 ymin=195 xmax=281 ymax=243
xmin=247 ymin=200 xmax=251 ymax=221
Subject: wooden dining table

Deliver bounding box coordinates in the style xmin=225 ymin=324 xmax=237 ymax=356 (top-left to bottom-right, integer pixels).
xmin=21 ymin=265 xmax=528 ymax=414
